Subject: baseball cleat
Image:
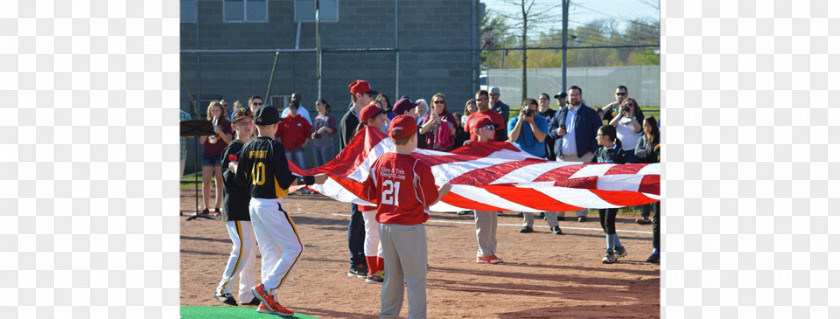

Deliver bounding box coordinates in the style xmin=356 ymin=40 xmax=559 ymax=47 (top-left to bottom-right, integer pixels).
xmin=476 ymin=255 xmax=504 ymax=264
xmin=614 ymin=246 xmax=627 ymax=258
xmin=602 ymin=249 xmax=617 ymax=264
xmin=347 ymin=264 xmax=368 ymax=277
xmin=213 ymin=291 xmax=237 ymax=306
xmin=257 ymin=302 xmax=294 ymax=317
xmin=252 ymin=284 xmax=294 ymax=317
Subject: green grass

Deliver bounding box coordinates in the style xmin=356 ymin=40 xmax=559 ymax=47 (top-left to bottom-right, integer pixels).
xmin=180 ymin=306 xmax=319 ymax=319
xmin=180 ymin=173 xmax=211 ymax=189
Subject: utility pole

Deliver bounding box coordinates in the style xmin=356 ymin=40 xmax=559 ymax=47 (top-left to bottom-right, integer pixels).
xmin=561 ymin=0 xmax=569 ymax=92
xmin=520 ymin=0 xmax=527 ymax=102
xmin=316 ymin=0 xmax=321 ymax=98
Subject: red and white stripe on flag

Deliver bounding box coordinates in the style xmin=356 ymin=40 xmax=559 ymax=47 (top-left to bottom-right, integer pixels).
xmin=293 ymin=126 xmax=659 ymax=212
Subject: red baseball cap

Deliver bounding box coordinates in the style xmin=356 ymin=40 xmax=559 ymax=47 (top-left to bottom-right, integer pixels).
xmin=389 ymin=114 xmax=418 ymax=140
xmin=349 ymin=79 xmax=377 ymax=95
xmin=359 ymin=103 xmax=387 ymax=123
xmin=474 ymin=117 xmax=499 ymax=129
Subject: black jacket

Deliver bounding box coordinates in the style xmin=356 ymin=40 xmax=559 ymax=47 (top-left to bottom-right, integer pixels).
xmin=234 ymin=137 xmax=296 ymax=199
xmin=538 ymin=108 xmax=557 ymax=160
xmin=221 ymin=140 xmax=251 ymax=221
xmin=338 ymin=108 xmax=360 ymax=151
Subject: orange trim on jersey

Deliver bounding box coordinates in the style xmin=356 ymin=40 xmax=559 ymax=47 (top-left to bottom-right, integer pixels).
xmin=274 ymin=176 xmax=290 ymax=198
xmin=272 ymin=208 xmax=303 ymax=290
xmin=220 ymin=220 xmax=244 ymax=292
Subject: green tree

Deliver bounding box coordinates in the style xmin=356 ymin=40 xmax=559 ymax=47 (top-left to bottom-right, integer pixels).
xmin=480 ymin=12 xmax=510 ymax=68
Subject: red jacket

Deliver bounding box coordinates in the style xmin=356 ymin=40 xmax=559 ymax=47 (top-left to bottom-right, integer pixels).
xmin=276 ymin=114 xmax=312 ymax=151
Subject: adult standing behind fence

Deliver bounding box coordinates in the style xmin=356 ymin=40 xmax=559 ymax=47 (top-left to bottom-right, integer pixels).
xmin=548 ymin=86 xmax=601 ymax=222
xmin=311 ymin=99 xmax=337 ymax=168
xmin=339 ymin=79 xmax=379 ymax=278
xmin=281 ymin=93 xmax=312 ymax=125
xmin=609 ymin=97 xmax=644 ymax=163
xmin=419 ymin=93 xmax=457 ymax=152
xmin=488 ymin=86 xmax=510 ymax=141
xmin=601 ymin=85 xmax=629 ymax=123
xmin=248 ymin=95 xmax=264 ymax=113
xmin=465 ymin=90 xmax=506 ymax=144
xmin=277 ymin=101 xmax=312 ymax=174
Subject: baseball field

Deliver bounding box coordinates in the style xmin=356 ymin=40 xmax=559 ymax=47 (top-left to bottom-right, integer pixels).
xmin=180 ymin=188 xmax=660 ymax=318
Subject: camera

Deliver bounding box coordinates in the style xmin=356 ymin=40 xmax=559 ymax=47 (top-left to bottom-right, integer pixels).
xmin=523 ymin=109 xmax=533 ymax=117
xmin=313 ymin=133 xmax=322 ymax=139
xmin=622 ymin=105 xmax=630 ymax=112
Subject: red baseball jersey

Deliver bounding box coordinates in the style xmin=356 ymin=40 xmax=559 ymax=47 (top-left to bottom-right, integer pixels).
xmin=276 ymin=114 xmax=312 ymax=151
xmin=362 ymin=152 xmax=439 ymax=225
xmin=464 ymin=109 xmax=504 ymax=142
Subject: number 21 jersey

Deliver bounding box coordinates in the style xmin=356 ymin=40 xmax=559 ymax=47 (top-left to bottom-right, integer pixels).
xmin=362 ymin=152 xmax=440 ymax=225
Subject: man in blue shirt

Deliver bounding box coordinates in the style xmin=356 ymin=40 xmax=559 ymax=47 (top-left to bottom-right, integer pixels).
xmin=508 ymin=98 xmax=563 ymax=235
xmin=548 ymin=86 xmax=602 ymax=222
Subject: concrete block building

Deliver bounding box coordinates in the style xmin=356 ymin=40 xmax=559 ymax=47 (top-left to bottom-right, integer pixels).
xmin=180 ymin=0 xmax=482 ymax=169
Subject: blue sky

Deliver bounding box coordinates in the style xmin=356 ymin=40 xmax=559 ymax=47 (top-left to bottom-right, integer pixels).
xmin=481 ymin=0 xmax=660 ymax=37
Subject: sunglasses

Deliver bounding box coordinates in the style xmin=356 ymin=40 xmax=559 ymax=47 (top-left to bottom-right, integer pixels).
xmin=479 ymin=125 xmax=495 ymax=131
xmin=616 ymin=93 xmax=627 ymax=96
xmin=476 ymin=98 xmax=488 ymax=101
xmin=434 ymin=101 xmax=445 ymax=104
xmin=253 ymin=102 xmax=263 ymax=106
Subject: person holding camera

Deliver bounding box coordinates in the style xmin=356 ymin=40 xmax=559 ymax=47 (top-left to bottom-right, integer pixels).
xmin=601 ymin=85 xmax=629 ymax=123
xmin=609 ymin=97 xmax=645 ymax=163
xmin=508 ymin=98 xmax=563 ymax=235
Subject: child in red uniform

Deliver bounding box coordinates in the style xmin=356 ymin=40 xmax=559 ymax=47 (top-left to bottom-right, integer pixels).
xmin=362 ymin=115 xmax=451 ymax=318
xmin=277 ymin=102 xmax=312 ymax=179
xmin=357 ymin=103 xmax=389 ymax=284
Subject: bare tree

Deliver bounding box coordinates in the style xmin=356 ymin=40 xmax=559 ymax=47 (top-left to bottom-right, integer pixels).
xmin=495 ymin=0 xmax=563 ymax=102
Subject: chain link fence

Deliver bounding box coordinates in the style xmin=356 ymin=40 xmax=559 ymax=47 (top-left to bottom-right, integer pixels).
xmin=486 ymin=64 xmax=659 ymax=107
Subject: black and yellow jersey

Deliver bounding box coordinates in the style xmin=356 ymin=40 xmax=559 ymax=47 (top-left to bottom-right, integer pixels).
xmin=234 ymin=136 xmax=295 ymax=199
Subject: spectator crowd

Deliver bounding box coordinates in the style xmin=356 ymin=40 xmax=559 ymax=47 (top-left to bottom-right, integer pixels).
xmin=181 ymin=81 xmax=661 ymax=315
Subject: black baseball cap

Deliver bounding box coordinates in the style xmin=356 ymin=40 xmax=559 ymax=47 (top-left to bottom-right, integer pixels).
xmin=231 ymin=107 xmax=253 ymax=124
xmin=254 ymin=105 xmax=281 ymax=126
xmin=553 ymin=91 xmax=567 ymax=99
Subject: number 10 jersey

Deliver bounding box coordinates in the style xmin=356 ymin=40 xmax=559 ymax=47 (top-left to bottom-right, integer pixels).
xmin=234 ymin=136 xmax=296 ymax=199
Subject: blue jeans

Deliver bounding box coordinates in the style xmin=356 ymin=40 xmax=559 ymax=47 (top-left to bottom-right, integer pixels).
xmin=288 ymin=148 xmax=306 ymax=170
xmin=313 ymin=144 xmax=333 ymax=167
xmin=201 ymin=153 xmax=221 ymax=167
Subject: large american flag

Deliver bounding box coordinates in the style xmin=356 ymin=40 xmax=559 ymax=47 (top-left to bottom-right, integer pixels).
xmin=295 ymin=127 xmax=660 ymax=212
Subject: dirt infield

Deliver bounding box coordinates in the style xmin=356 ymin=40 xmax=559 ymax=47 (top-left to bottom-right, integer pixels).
xmin=180 ymin=188 xmax=660 ymax=318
